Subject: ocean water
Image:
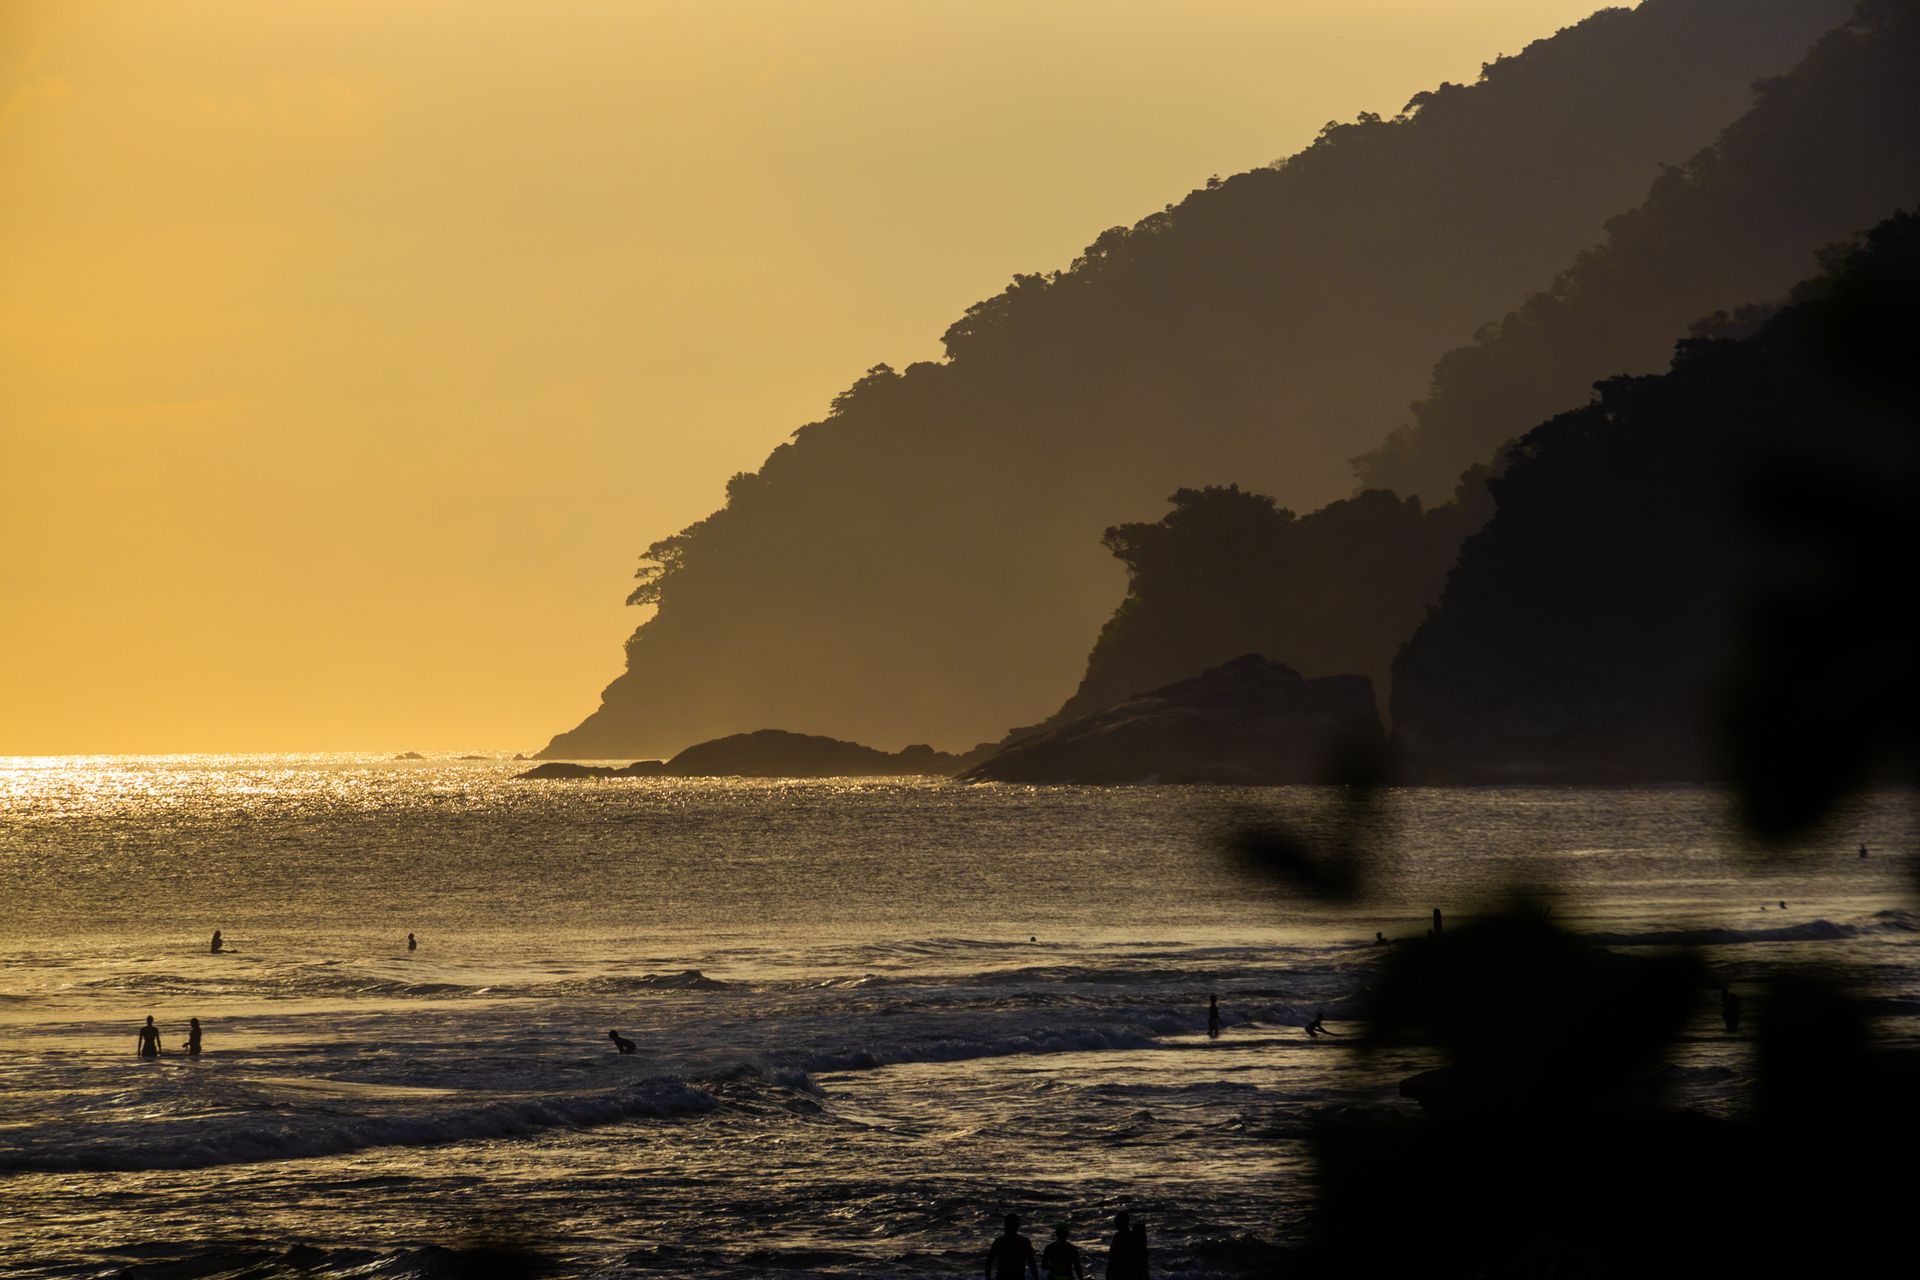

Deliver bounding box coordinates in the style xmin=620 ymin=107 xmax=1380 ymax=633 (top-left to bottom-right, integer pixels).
xmin=0 ymin=756 xmax=1913 ymax=1278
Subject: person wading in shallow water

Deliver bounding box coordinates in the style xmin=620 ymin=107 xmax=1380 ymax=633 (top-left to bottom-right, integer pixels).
xmin=1207 ymin=993 xmax=1221 ymax=1040
xmin=1040 ymin=1223 xmax=1086 ymax=1280
xmin=136 ymin=1016 xmax=162 ymax=1057
xmin=407 ymin=933 xmax=417 ymax=952
xmin=209 ymin=930 xmax=223 ymax=954
xmin=182 ymin=1017 xmax=202 ymax=1056
xmin=1129 ymin=1219 xmax=1150 ymax=1278
xmin=985 ymin=1213 xmax=1038 ymax=1280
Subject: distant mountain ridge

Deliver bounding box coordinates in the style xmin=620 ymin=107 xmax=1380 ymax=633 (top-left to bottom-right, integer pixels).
xmin=1355 ymin=0 xmax=1920 ymax=502
xmin=545 ymin=0 xmax=1850 ymax=759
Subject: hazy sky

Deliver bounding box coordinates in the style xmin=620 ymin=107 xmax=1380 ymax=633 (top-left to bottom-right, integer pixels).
xmin=1 ymin=0 xmax=1609 ymax=753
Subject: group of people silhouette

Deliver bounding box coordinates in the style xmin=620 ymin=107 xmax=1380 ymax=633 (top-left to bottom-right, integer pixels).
xmin=987 ymin=1211 xmax=1151 ymax=1280
xmin=136 ymin=1014 xmax=201 ymax=1057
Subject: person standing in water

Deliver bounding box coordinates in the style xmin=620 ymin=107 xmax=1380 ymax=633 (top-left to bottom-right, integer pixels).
xmin=985 ymin=1213 xmax=1038 ymax=1280
xmin=1040 ymin=1223 xmax=1086 ymax=1280
xmin=1207 ymin=994 xmax=1221 ymax=1040
xmin=1106 ymin=1213 xmax=1139 ymax=1280
xmin=1130 ymin=1219 xmax=1150 ymax=1279
xmin=137 ymin=1016 xmax=162 ymax=1057
xmin=182 ymin=1017 xmax=202 ymax=1055
xmin=407 ymin=933 xmax=417 ymax=952
xmin=210 ymin=930 xmax=223 ymax=954
xmin=1721 ymin=986 xmax=1743 ymax=1034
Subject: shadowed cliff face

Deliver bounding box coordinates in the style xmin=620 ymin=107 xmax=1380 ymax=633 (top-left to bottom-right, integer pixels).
xmin=1390 ymin=210 xmax=1920 ymax=783
xmin=542 ymin=0 xmax=1849 ymax=759
xmin=1027 ymin=484 xmax=1490 ymax=735
xmin=1355 ymin=0 xmax=1920 ymax=504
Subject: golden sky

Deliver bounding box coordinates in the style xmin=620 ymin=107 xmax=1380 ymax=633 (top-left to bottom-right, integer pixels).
xmin=1 ymin=0 xmax=1608 ymax=753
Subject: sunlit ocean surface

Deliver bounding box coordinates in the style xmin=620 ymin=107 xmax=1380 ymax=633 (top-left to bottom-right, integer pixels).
xmin=1 ymin=756 xmax=1913 ymax=1277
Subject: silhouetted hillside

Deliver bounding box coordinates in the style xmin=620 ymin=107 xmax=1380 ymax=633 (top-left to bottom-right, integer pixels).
xmin=545 ymin=0 xmax=1848 ymax=758
xmin=1355 ymin=0 xmax=1920 ymax=503
xmin=1031 ymin=484 xmax=1487 ymax=732
xmin=1390 ymin=210 xmax=1918 ymax=781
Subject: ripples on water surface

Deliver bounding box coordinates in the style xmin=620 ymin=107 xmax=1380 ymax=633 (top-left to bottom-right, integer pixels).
xmin=0 ymin=756 xmax=1913 ymax=1276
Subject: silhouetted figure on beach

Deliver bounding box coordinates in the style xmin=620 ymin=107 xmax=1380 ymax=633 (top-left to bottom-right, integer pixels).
xmin=210 ymin=930 xmax=223 ymax=954
xmin=1130 ymin=1221 xmax=1150 ymax=1279
xmin=1721 ymin=987 xmax=1743 ymax=1034
xmin=985 ymin=1213 xmax=1038 ymax=1280
xmin=1106 ymin=1213 xmax=1134 ymax=1280
xmin=1859 ymin=843 xmax=1869 ymax=858
xmin=1432 ymin=908 xmax=1443 ymax=937
xmin=137 ymin=1016 xmax=161 ymax=1057
xmin=1375 ymin=930 xmax=1386 ymax=945
xmin=608 ymin=1029 xmax=636 ymax=1054
xmin=1040 ymin=1223 xmax=1085 ymax=1280
xmin=182 ymin=1017 xmax=202 ymax=1055
xmin=407 ymin=933 xmax=417 ymax=952
xmin=1207 ymin=994 xmax=1221 ymax=1040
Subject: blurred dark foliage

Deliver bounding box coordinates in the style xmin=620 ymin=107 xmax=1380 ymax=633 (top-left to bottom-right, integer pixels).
xmin=1236 ymin=211 xmax=1919 ymax=1275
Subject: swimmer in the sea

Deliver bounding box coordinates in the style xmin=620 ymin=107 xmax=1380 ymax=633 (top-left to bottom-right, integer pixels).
xmin=1040 ymin=1223 xmax=1087 ymax=1280
xmin=137 ymin=1015 xmax=162 ymax=1057
xmin=210 ymin=929 xmax=223 ymax=954
xmin=1304 ymin=1010 xmax=1334 ymax=1039
xmin=182 ymin=1017 xmax=202 ymax=1055
xmin=407 ymin=932 xmax=417 ymax=952
xmin=609 ymin=1029 xmax=636 ymax=1054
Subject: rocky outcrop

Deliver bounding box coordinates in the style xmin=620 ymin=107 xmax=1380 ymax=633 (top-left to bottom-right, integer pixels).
xmin=657 ymin=730 xmax=960 ymax=778
xmin=519 ymin=730 xmax=963 ymax=780
xmin=962 ymin=656 xmax=1385 ymax=785
xmin=515 ymin=760 xmax=667 ymax=780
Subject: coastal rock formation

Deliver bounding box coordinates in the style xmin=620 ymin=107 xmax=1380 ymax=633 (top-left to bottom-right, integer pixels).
xmin=519 ymin=731 xmax=963 ymax=780
xmin=1029 ymin=485 xmax=1487 ymax=731
xmin=963 ymin=656 xmax=1384 ymax=785
xmin=515 ymin=760 xmax=667 ymax=780
xmin=658 ymin=730 xmax=961 ymax=778
xmin=542 ymin=0 xmax=1847 ymax=759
